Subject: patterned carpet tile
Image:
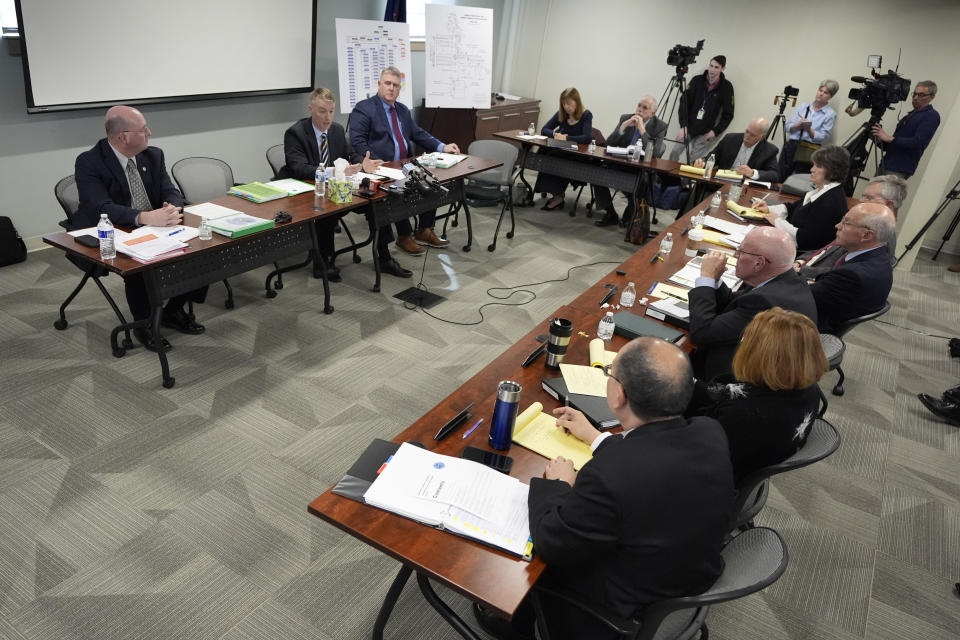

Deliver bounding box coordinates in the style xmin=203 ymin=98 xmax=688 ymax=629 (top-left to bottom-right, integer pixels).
xmin=868 ymin=552 xmax=960 ymax=639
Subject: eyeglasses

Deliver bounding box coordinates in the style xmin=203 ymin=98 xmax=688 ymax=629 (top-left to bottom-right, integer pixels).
xmin=601 ymin=364 xmax=624 ymax=386
xmin=733 ymin=248 xmax=767 ymax=261
xmin=838 ymin=218 xmax=872 ymax=230
xmin=122 ymin=126 xmax=150 ymax=135
xmin=912 ymin=92 xmax=931 ymax=98
xmin=859 ymin=192 xmax=887 ymax=203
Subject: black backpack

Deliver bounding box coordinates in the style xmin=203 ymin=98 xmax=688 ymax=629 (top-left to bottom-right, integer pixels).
xmin=0 ymin=216 xmax=27 ymax=267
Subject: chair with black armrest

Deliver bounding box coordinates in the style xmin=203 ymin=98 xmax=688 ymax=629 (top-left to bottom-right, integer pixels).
xmin=53 ymin=174 xmax=134 ymax=350
xmin=819 ymin=301 xmax=891 ymax=396
xmin=568 ymin=127 xmax=606 ymax=218
xmin=464 ymin=140 xmax=520 ymax=252
xmin=730 ymin=417 xmax=841 ymax=532
xmin=529 ymin=526 xmax=789 ymax=640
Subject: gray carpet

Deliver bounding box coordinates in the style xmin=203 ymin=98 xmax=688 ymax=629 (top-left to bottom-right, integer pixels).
xmin=1 ymin=188 xmax=959 ymax=640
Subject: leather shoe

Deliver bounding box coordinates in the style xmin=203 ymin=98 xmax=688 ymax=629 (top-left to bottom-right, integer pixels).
xmin=471 ymin=603 xmax=534 ymax=640
xmin=396 ymin=234 xmax=426 ymax=255
xmin=161 ymin=308 xmax=205 ymax=335
xmin=942 ymin=385 xmax=960 ymax=405
xmin=315 ymin=261 xmax=341 ymax=282
xmin=133 ymin=328 xmax=171 ymax=353
xmin=594 ymin=212 xmax=620 ymax=227
xmin=948 ymin=263 xmax=960 ymax=273
xmin=415 ymin=227 xmax=450 ymax=248
xmin=379 ymin=257 xmax=412 ymax=278
xmin=917 ymin=393 xmax=960 ymax=427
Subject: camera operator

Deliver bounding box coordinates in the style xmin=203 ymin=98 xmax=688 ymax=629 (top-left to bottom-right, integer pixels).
xmin=870 ymin=80 xmax=940 ymax=180
xmin=669 ymin=55 xmax=735 ymax=163
xmin=779 ymin=80 xmax=839 ymax=181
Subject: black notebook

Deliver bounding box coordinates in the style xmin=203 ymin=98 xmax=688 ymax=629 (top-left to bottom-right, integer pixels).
xmin=332 ymin=439 xmax=422 ymax=503
xmin=541 ymin=377 xmax=620 ymax=430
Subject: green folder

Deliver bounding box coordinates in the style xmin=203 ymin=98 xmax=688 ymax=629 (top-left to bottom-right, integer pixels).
xmin=228 ymin=182 xmax=287 ymax=203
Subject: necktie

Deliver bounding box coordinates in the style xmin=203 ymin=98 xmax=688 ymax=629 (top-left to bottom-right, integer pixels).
xmin=320 ymin=132 xmax=328 ymax=165
xmin=802 ymin=241 xmax=836 ymax=267
xmin=833 ymin=254 xmax=846 ymax=268
xmin=631 ymin=128 xmax=642 ymax=145
xmin=126 ymin=158 xmax=152 ymax=211
xmin=389 ymin=106 xmax=408 ymax=160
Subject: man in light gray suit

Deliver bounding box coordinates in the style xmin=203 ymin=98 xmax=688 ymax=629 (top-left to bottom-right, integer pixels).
xmin=593 ymin=95 xmax=668 ymax=227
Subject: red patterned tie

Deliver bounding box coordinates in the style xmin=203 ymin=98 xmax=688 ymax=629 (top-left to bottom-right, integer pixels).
xmin=389 ymin=106 xmax=408 ymax=160
xmin=833 ymin=254 xmax=846 ymax=267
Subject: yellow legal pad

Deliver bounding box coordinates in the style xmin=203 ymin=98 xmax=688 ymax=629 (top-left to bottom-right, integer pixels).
xmin=727 ymin=200 xmax=767 ymax=220
xmin=512 ymin=402 xmax=593 ymax=470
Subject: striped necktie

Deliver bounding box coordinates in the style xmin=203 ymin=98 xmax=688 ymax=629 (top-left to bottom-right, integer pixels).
xmin=320 ymin=132 xmax=328 ymax=165
xmin=125 ymin=158 xmax=152 ymax=211
xmin=389 ymin=106 xmax=408 ymax=160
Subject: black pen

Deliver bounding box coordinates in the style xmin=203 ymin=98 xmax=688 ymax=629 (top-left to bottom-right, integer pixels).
xmin=521 ymin=342 xmax=547 ymax=367
xmin=599 ymin=288 xmax=616 ymax=306
xmin=680 ymin=226 xmax=692 ymax=236
xmin=650 ymin=251 xmax=663 ymax=264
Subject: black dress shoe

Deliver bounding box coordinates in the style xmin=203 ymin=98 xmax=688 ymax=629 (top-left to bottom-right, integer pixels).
xmin=315 ymin=261 xmax=341 ymax=282
xmin=379 ymin=257 xmax=412 ymax=278
xmin=594 ymin=212 xmax=620 ymax=227
xmin=943 ymin=385 xmax=960 ymax=405
xmin=471 ymin=603 xmax=535 ymax=640
xmin=133 ymin=328 xmax=172 ymax=353
xmin=918 ymin=393 xmax=960 ymax=427
xmin=161 ymin=308 xmax=205 ymax=335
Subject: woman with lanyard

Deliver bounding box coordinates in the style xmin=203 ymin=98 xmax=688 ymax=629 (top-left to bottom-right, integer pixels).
xmin=778 ymin=80 xmax=839 ymax=181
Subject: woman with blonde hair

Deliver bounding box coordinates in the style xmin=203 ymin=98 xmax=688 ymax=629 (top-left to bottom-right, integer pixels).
xmin=535 ymin=87 xmax=594 ymax=211
xmin=688 ymin=306 xmax=828 ymax=479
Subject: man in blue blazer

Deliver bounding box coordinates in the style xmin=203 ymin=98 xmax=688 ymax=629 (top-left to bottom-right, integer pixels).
xmin=810 ymin=202 xmax=896 ymax=333
xmin=74 ymin=105 xmax=206 ymax=352
xmin=349 ymin=66 xmax=460 ymax=257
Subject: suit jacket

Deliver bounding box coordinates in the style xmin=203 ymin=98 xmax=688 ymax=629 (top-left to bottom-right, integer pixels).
xmin=710 ymin=133 xmax=779 ymax=183
xmin=783 ymin=185 xmax=848 ymax=252
xmin=810 ymin=245 xmax=893 ymax=333
xmin=74 ymin=139 xmax=183 ymax=229
xmin=880 ymin=104 xmax=940 ymax=176
xmin=528 ymin=416 xmax=733 ymax=640
xmin=349 ymin=95 xmax=442 ymax=162
xmin=280 ymin=119 xmax=358 ymax=181
xmin=605 ymin=114 xmax=668 ymax=158
xmin=688 ymin=269 xmax=818 ymax=380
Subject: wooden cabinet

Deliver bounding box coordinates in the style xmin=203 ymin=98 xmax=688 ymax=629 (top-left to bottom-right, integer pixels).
xmin=418 ymin=97 xmax=540 ymax=152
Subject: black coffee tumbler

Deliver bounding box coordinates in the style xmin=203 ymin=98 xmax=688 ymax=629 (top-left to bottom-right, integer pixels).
xmin=545 ymin=317 xmax=573 ymax=369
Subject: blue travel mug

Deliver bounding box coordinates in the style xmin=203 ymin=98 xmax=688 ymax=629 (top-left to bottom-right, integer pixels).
xmin=489 ymin=381 xmax=522 ymax=451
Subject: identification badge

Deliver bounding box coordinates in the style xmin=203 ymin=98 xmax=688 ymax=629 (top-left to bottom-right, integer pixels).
xmin=696 ymin=107 xmax=705 ymax=120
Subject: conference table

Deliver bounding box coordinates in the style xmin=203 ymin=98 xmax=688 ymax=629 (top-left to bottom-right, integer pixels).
xmin=307 ymin=181 xmax=788 ymax=639
xmin=334 ymin=155 xmax=502 ymax=292
xmin=42 ymin=190 xmax=361 ymax=388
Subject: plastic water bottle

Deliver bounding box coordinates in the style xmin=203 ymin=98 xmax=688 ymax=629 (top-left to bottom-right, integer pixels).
xmin=703 ymin=153 xmax=716 ymax=178
xmin=597 ymin=312 xmax=615 ymax=342
xmin=198 ymin=218 xmax=212 ymax=241
xmin=693 ymin=209 xmax=706 ymax=227
xmin=588 ymin=139 xmax=597 ymax=153
xmin=97 ymin=213 xmax=116 ymax=260
xmin=659 ymin=231 xmax=674 ymax=255
xmin=710 ymin=191 xmax=722 ymax=209
xmin=620 ymin=282 xmax=637 ymax=308
xmin=527 ymin=122 xmax=535 ymax=135
xmin=315 ymin=165 xmax=326 ymax=198
xmin=632 ymin=142 xmax=643 ymax=162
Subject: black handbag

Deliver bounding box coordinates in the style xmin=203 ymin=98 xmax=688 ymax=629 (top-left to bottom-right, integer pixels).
xmin=0 ymin=216 xmax=27 ymax=267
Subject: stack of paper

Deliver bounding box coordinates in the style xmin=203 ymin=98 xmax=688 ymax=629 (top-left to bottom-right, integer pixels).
xmin=715 ymin=169 xmax=744 ymax=182
xmin=183 ymin=202 xmax=245 ymax=220
xmin=703 ymin=215 xmax=751 ymax=236
xmin=264 ymin=179 xmax=313 ymax=195
xmin=726 ymin=200 xmax=767 ymax=220
xmin=362 ymin=443 xmax=533 ymax=558
xmin=114 ymin=228 xmax=189 ymax=262
xmin=512 ymin=402 xmax=593 ymax=470
xmin=420 ymin=152 xmax=467 ymax=169
xmin=678 ymin=164 xmax=706 ymax=176
xmin=605 ymin=146 xmax=638 ymax=157
xmin=229 ymin=182 xmax=287 ymax=203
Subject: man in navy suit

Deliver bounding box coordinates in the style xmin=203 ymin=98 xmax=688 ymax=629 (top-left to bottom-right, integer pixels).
xmin=75 ymin=105 xmax=205 ymax=352
xmin=810 ymin=202 xmax=896 ymax=333
xmin=349 ymin=66 xmax=460 ymax=261
xmin=692 ymin=117 xmax=780 ymax=183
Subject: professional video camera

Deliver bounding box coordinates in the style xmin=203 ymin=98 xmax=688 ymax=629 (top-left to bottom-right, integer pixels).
xmin=848 ymin=71 xmax=911 ymax=117
xmin=783 ymin=85 xmax=799 ymax=99
xmin=666 ymin=39 xmax=704 ymax=74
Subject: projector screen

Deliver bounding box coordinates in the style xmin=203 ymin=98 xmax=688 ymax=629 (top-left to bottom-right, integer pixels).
xmin=15 ymin=0 xmax=315 ymax=113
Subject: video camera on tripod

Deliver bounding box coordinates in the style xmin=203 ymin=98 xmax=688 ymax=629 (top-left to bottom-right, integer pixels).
xmin=849 ymin=70 xmax=911 ymax=120
xmin=666 ymin=39 xmax=704 ymax=75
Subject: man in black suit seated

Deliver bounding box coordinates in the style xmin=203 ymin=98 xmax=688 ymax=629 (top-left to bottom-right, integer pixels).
xmin=475 ymin=337 xmax=733 ymax=640
xmin=810 ymin=202 xmax=896 ymax=333
xmin=688 ymin=226 xmax=817 ymax=380
xmin=796 ymin=174 xmax=905 ymax=279
xmin=593 ymin=96 xmax=668 ymax=227
xmin=281 ymin=87 xmax=384 ymax=281
xmin=74 ymin=105 xmax=206 ymax=352
xmin=692 ymin=116 xmax=780 ymax=183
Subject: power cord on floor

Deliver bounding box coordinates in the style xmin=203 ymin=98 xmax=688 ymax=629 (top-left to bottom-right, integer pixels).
xmin=873 ymin=319 xmax=957 ymax=341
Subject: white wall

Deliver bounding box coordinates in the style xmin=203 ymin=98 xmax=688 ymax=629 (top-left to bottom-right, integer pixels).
xmin=517 ymin=0 xmax=960 ymax=264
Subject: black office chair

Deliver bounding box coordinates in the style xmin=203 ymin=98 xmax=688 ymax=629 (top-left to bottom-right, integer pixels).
xmin=820 ymin=302 xmax=892 ymax=396
xmin=52 ymin=175 xmax=133 ymax=349
xmin=529 ymin=526 xmax=789 ymax=640
xmin=730 ymin=417 xmax=841 ymax=532
xmin=265 ymin=144 xmax=285 ymax=180
xmin=464 ymin=139 xmax=519 ymax=252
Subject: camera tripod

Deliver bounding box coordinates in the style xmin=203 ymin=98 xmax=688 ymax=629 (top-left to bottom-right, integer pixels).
xmin=657 ymin=68 xmax=691 ymax=163
xmin=842 ymin=110 xmax=886 ymax=196
xmin=897 ymin=177 xmax=960 ymax=265
xmin=764 ymin=91 xmax=796 ymax=149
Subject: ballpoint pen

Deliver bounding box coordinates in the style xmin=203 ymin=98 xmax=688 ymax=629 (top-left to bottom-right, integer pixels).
xmin=168 ymin=229 xmax=184 ymax=236
xmin=461 ymin=418 xmax=484 ymax=439
xmin=599 ymin=288 xmax=617 ymax=306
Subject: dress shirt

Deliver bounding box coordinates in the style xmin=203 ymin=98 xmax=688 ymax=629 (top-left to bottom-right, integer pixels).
xmin=731 ymin=142 xmax=762 ymax=179
xmin=378 ymin=96 xmax=443 ymax=161
xmin=786 ymin=102 xmax=836 ymax=143
xmin=843 ymin=245 xmax=882 ymax=262
xmin=769 ymin=182 xmax=841 ymax=239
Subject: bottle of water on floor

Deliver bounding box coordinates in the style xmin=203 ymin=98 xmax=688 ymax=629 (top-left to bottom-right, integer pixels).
xmin=659 ymin=231 xmax=674 ymax=255
xmin=620 ymin=282 xmax=636 ymax=308
xmin=597 ymin=311 xmax=615 ymax=341
xmin=97 ymin=213 xmax=116 ymax=260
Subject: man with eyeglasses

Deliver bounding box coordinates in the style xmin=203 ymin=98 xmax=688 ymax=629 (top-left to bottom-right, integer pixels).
xmin=796 ymin=174 xmax=906 ymax=278
xmin=474 ymin=337 xmax=733 ymax=640
xmin=687 ymin=226 xmax=817 ymax=380
xmin=809 ymin=202 xmax=896 ymax=333
xmin=75 ymin=105 xmax=207 ymax=352
xmin=871 ymin=80 xmax=940 ymax=180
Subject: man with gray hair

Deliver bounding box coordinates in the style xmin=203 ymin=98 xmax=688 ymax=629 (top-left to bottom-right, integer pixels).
xmin=809 ymin=202 xmax=896 ymax=333
xmin=692 ymin=116 xmax=780 ymax=183
xmin=871 ymin=80 xmax=940 ymax=179
xmin=797 ymin=173 xmax=906 ymax=277
xmin=593 ymin=95 xmax=668 ymax=227
xmin=688 ymin=226 xmax=817 ymax=380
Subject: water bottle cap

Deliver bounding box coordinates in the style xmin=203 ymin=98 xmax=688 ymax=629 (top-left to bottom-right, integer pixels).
xmin=605 ymin=311 xmax=613 ymax=317
xmin=627 ymin=282 xmax=634 ymax=286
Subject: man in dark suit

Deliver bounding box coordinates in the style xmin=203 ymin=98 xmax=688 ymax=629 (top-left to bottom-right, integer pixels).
xmin=281 ymin=87 xmax=395 ymax=279
xmin=349 ymin=66 xmax=460 ymax=260
xmin=593 ymin=95 xmax=669 ymax=227
xmin=688 ymin=226 xmax=817 ymax=380
xmin=474 ymin=337 xmax=733 ymax=640
xmin=74 ymin=105 xmax=205 ymax=352
xmin=810 ymin=202 xmax=895 ymax=333
xmin=692 ymin=117 xmax=780 ymax=183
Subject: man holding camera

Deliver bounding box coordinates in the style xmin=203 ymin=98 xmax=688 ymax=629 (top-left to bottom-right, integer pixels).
xmin=871 ymin=80 xmax=940 ymax=180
